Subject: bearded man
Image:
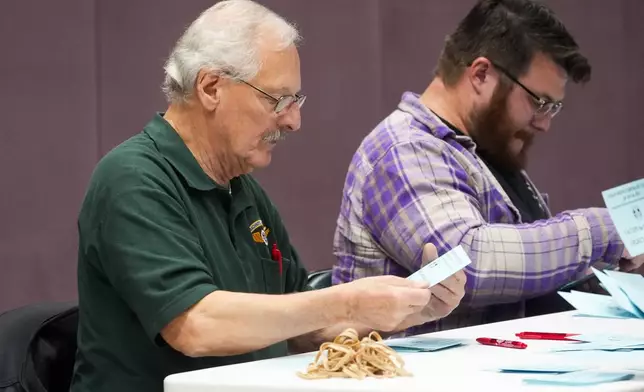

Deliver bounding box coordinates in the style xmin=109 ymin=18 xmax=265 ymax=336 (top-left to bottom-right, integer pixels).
xmin=332 ymin=0 xmax=644 ymax=334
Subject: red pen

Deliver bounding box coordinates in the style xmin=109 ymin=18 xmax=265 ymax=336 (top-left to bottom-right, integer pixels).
xmin=476 ymin=337 xmax=527 ymax=349
xmin=515 ymin=332 xmax=579 ymax=341
xmin=271 ymin=243 xmax=283 ymax=275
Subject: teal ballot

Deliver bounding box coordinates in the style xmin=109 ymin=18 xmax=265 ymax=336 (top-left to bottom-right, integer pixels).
xmin=590 ymin=267 xmax=644 ymax=317
xmin=558 ymin=268 xmax=644 ymax=320
xmin=602 ymin=178 xmax=644 ymax=256
xmin=522 ymin=371 xmax=635 ymax=386
xmin=557 ymin=291 xmax=634 ymax=319
xmin=497 ymin=363 xmax=587 ymax=374
xmin=386 ymin=337 xmax=466 ymax=352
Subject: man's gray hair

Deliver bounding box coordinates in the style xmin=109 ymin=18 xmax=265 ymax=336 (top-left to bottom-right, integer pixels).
xmin=162 ymin=0 xmax=300 ymax=103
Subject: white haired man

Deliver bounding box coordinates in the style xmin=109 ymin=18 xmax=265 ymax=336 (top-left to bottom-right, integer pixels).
xmin=69 ymin=1 xmax=466 ymax=391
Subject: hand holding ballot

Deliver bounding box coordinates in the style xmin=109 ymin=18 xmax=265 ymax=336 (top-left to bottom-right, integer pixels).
xmin=397 ymin=244 xmax=468 ymax=329
xmin=558 ymin=267 xmax=644 ymax=319
xmin=619 ymin=248 xmax=644 ymax=272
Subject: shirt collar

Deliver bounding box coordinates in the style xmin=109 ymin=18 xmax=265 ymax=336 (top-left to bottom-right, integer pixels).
xmin=144 ymin=113 xmax=222 ymax=192
xmin=397 ymin=91 xmax=476 ymax=151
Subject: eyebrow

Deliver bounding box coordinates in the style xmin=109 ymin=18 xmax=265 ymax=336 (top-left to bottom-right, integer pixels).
xmin=542 ymin=92 xmax=562 ymax=103
xmin=273 ymin=87 xmax=301 ymax=96
xmin=526 ymin=85 xmax=559 ymax=103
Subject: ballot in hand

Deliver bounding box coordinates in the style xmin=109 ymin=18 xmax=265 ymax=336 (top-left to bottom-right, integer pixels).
xmin=620 ymin=248 xmax=644 ymax=273
xmin=397 ymin=244 xmax=467 ymax=330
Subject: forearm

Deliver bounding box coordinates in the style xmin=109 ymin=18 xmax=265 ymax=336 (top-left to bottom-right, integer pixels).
xmin=163 ymin=287 xmax=351 ymax=357
xmin=462 ymin=208 xmax=623 ymax=306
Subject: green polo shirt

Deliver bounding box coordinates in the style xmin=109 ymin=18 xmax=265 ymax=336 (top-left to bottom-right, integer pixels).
xmin=70 ymin=113 xmax=310 ymax=392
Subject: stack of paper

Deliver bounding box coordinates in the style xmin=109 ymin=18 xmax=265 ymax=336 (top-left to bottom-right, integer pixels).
xmin=558 ymin=267 xmax=644 ymax=319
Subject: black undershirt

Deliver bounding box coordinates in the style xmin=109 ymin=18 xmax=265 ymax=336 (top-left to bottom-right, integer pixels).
xmin=437 ymin=117 xmax=548 ymax=223
xmin=433 ymin=116 xmax=578 ymax=318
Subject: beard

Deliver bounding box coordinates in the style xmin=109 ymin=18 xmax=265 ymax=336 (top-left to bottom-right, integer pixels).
xmin=468 ymin=85 xmax=534 ymax=172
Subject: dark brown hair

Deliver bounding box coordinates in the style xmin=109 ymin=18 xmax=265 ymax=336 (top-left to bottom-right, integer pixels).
xmin=436 ymin=0 xmax=591 ymax=85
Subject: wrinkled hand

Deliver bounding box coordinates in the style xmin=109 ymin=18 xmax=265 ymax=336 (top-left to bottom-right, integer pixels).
xmin=620 ymin=248 xmax=644 ymax=272
xmin=343 ymin=275 xmax=431 ymax=332
xmin=396 ymin=244 xmax=466 ymax=330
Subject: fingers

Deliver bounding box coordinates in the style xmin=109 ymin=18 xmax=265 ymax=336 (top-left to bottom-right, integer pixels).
xmin=369 ymin=275 xmax=430 ymax=289
xmin=438 ymin=270 xmax=467 ymax=296
xmin=429 ymin=283 xmax=458 ymax=305
xmin=394 ymin=285 xmax=432 ymax=307
xmin=421 ymin=243 xmax=438 ymax=267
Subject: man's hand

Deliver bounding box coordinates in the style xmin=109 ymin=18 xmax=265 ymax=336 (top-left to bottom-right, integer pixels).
xmin=341 ymin=275 xmax=432 ymax=332
xmin=395 ymin=244 xmax=466 ymax=330
xmin=620 ymin=249 xmax=644 ymax=272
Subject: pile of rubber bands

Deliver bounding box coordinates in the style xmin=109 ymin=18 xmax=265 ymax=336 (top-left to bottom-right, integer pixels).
xmin=297 ymin=328 xmax=411 ymax=380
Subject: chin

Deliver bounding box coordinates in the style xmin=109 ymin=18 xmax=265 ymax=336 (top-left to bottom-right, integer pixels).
xmin=247 ymin=151 xmax=273 ymax=170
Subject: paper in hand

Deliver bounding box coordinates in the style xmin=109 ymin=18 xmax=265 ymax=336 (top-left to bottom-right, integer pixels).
xmin=602 ymin=179 xmax=644 ymax=256
xmin=407 ymin=245 xmax=471 ymax=287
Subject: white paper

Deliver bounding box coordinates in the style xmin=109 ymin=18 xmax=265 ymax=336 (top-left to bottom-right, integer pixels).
xmin=407 ymin=245 xmax=471 ymax=287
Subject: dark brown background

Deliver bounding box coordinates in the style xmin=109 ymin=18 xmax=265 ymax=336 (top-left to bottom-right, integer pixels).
xmin=1 ymin=0 xmax=642 ymax=311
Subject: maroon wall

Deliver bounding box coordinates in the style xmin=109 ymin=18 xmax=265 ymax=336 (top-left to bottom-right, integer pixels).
xmin=1 ymin=0 xmax=642 ymax=311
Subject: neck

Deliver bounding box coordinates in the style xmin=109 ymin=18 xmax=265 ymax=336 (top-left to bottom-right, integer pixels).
xmin=419 ymin=78 xmax=472 ymax=135
xmin=163 ymin=103 xmax=243 ymax=185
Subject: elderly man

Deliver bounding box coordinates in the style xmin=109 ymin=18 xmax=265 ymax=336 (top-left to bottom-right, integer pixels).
xmin=333 ymin=0 xmax=644 ymax=335
xmin=69 ymin=1 xmax=465 ymax=391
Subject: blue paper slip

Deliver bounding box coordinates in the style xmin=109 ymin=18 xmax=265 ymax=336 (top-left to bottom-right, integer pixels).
xmin=497 ymin=364 xmax=587 ymax=374
xmin=591 ymin=267 xmax=644 ymax=317
xmin=602 ymin=179 xmax=644 ymax=256
xmin=551 ymin=342 xmax=644 ymax=352
xmin=604 ymin=270 xmax=644 ymax=315
xmin=558 ymin=268 xmax=644 ymax=319
xmin=573 ymin=333 xmax=644 ymax=344
xmin=386 ymin=337 xmax=466 ymax=352
xmin=523 ymin=371 xmax=634 ymax=386
xmin=550 ymin=333 xmax=644 ymax=352
xmin=557 ymin=291 xmax=635 ymax=319
xmin=407 ymin=245 xmax=471 ymax=287
xmin=389 ymin=346 xmax=424 ymax=353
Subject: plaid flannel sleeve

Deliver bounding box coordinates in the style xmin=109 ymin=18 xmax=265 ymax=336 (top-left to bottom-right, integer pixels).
xmin=362 ymin=139 xmax=624 ymax=307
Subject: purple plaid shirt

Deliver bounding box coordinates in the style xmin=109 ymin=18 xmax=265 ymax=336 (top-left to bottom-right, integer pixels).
xmin=332 ymin=92 xmax=624 ymax=334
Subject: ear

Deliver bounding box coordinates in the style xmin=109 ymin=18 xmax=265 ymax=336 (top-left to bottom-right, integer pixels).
xmin=195 ymin=70 xmax=223 ymax=111
xmin=467 ymin=57 xmax=495 ymax=95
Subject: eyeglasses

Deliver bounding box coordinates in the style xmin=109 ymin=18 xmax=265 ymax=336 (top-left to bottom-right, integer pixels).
xmin=491 ymin=62 xmax=563 ymax=118
xmin=240 ymin=80 xmax=306 ymax=114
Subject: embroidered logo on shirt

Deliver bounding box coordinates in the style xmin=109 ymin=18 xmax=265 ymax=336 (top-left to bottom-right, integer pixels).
xmin=249 ymin=220 xmax=264 ymax=232
xmin=252 ymin=227 xmax=270 ymax=245
xmin=250 ymin=219 xmax=270 ymax=245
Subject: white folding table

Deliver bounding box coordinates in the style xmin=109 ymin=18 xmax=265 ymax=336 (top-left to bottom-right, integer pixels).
xmin=165 ymin=311 xmax=644 ymax=392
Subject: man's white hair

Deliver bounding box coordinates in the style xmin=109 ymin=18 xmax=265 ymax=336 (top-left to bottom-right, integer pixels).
xmin=162 ymin=0 xmax=300 ymax=103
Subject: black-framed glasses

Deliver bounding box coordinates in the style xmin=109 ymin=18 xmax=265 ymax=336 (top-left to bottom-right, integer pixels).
xmin=240 ymin=80 xmax=306 ymax=114
xmin=491 ymin=62 xmax=563 ymax=118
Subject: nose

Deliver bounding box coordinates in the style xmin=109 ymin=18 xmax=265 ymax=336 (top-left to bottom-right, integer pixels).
xmin=531 ymin=114 xmax=552 ymax=133
xmin=278 ymin=104 xmax=302 ymax=133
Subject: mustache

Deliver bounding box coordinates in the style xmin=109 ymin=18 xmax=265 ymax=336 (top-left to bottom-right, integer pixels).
xmin=261 ymin=129 xmax=289 ymax=143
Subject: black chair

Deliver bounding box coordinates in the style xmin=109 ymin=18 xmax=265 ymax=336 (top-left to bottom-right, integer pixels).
xmin=307 ymin=269 xmax=332 ymax=290
xmin=0 ymin=302 xmax=78 ymax=392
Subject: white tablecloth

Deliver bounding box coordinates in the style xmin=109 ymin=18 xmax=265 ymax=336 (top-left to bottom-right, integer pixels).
xmin=164 ymin=311 xmax=644 ymax=392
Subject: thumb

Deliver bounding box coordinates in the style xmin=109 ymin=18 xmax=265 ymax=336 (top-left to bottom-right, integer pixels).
xmin=421 ymin=243 xmax=438 ymax=268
